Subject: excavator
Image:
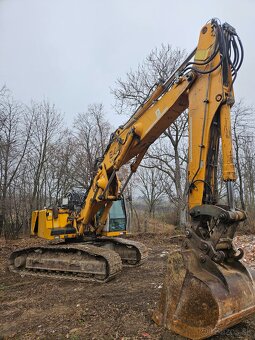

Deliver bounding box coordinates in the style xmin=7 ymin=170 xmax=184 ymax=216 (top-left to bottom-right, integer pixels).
xmin=9 ymin=19 xmax=255 ymax=339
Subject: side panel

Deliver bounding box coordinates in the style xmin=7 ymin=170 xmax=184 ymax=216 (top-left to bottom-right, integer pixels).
xmin=31 ymin=209 xmax=76 ymax=240
xmin=31 ymin=210 xmax=39 ymax=235
xmin=38 ymin=210 xmax=52 ymax=239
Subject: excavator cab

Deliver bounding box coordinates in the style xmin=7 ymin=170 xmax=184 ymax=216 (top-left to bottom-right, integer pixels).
xmin=102 ymin=198 xmax=129 ymax=236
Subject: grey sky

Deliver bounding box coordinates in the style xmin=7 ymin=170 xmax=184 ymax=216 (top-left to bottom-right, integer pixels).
xmin=0 ymin=0 xmax=254 ymax=128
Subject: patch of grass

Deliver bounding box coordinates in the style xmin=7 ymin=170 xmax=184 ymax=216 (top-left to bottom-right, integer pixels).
xmin=69 ymin=336 xmax=81 ymax=340
xmin=77 ymin=318 xmax=86 ymax=325
xmin=0 ymin=283 xmax=6 ymax=291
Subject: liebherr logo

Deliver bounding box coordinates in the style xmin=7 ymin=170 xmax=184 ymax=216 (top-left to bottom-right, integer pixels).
xmin=155 ymin=108 xmax=161 ymax=119
xmin=155 ymin=107 xmax=168 ymax=120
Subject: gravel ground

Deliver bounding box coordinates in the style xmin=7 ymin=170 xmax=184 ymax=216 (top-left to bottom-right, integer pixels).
xmin=1 ymin=233 xmax=255 ymax=339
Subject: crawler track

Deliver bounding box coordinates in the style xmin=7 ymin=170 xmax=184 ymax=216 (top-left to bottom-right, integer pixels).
xmin=9 ymin=244 xmax=123 ymax=283
xmin=95 ymin=237 xmax=148 ymax=266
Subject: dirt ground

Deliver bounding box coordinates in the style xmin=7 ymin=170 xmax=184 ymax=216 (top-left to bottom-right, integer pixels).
xmin=1 ymin=233 xmax=255 ymax=340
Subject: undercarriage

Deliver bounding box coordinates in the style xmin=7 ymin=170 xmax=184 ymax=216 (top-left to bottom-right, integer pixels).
xmin=9 ymin=237 xmax=148 ymax=283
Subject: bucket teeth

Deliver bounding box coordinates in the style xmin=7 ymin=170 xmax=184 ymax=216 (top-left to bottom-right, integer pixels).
xmin=153 ymin=248 xmax=255 ymax=339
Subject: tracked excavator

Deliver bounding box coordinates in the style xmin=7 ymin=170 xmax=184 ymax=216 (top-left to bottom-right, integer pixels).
xmin=10 ymin=19 xmax=255 ymax=339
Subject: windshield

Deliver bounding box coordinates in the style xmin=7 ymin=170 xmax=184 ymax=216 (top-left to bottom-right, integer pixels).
xmin=109 ymin=200 xmax=126 ymax=219
xmin=109 ymin=200 xmax=126 ymax=232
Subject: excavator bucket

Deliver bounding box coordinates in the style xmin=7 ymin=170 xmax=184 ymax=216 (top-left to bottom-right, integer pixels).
xmin=153 ymin=247 xmax=255 ymax=339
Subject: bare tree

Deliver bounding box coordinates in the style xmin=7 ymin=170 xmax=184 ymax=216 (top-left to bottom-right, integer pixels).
xmin=242 ymin=136 xmax=255 ymax=209
xmin=137 ymin=162 xmax=166 ymax=218
xmin=0 ymin=91 xmax=33 ymax=237
xmin=112 ymin=44 xmax=188 ymax=226
xmin=232 ymin=100 xmax=255 ymax=210
xmin=28 ymin=101 xmax=63 ymax=211
xmin=72 ymin=104 xmax=112 ymax=189
xmin=47 ymin=130 xmax=76 ymax=203
xmin=0 ymin=97 xmax=115 ymax=238
xmin=147 ymin=114 xmax=189 ymax=226
xmin=112 ymin=44 xmax=186 ymax=115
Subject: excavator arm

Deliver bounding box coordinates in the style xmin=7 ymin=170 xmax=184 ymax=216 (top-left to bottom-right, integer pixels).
xmin=78 ymin=20 xmax=244 ymax=248
xmin=77 ymin=68 xmax=194 ymax=234
xmin=153 ymin=20 xmax=255 ymax=340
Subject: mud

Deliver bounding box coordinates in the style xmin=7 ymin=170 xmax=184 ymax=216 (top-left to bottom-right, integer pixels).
xmin=1 ymin=234 xmax=255 ymax=339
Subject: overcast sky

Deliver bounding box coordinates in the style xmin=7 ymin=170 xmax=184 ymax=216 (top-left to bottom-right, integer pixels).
xmin=0 ymin=0 xmax=254 ymax=128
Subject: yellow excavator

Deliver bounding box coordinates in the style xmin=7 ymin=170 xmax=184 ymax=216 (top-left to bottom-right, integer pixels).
xmin=10 ymin=19 xmax=255 ymax=339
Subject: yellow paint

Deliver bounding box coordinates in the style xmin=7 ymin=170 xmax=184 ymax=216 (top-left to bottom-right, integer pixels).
xmin=102 ymin=231 xmax=128 ymax=237
xmin=195 ymin=48 xmax=210 ymax=61
xmin=31 ymin=208 xmax=75 ymax=240
xmin=187 ymin=23 xmax=235 ymax=208
xmin=220 ymin=104 xmax=236 ymax=180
